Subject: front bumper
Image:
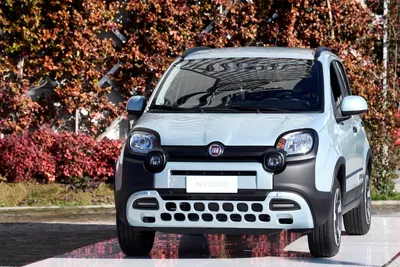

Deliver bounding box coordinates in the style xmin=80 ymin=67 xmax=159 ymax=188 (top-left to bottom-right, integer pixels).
xmin=126 ymin=190 xmax=314 ymax=231
xmin=115 ymin=151 xmax=333 ymax=230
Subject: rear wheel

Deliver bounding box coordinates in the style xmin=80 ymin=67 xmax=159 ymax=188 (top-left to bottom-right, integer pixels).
xmin=343 ymin=170 xmax=371 ymax=235
xmin=308 ymin=179 xmax=342 ymax=257
xmin=116 ymin=217 xmax=155 ymax=256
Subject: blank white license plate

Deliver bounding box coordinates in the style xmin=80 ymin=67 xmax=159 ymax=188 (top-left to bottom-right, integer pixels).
xmin=186 ymin=176 xmax=238 ymax=193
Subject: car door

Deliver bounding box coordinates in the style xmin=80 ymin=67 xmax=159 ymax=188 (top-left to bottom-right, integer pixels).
xmin=329 ymin=60 xmax=359 ymax=204
xmin=334 ymin=61 xmax=366 ymax=197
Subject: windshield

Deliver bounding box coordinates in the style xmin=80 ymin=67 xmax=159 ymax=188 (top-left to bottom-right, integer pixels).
xmin=150 ymin=57 xmax=323 ymax=113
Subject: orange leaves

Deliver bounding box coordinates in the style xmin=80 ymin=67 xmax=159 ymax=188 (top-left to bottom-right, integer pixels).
xmin=0 ymin=0 xmax=397 ymax=141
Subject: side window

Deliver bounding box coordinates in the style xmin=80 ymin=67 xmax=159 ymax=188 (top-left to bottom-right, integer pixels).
xmin=334 ymin=62 xmax=351 ymax=96
xmin=330 ymin=63 xmax=344 ymax=115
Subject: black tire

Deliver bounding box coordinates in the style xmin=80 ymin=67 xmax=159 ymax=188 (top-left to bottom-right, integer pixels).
xmin=116 ymin=217 xmax=155 ymax=256
xmin=308 ymin=179 xmax=342 ymax=257
xmin=343 ymin=170 xmax=372 ymax=235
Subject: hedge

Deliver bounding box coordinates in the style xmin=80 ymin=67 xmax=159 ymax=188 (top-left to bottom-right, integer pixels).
xmin=0 ymin=128 xmax=121 ymax=188
xmin=0 ymin=0 xmax=399 ymax=194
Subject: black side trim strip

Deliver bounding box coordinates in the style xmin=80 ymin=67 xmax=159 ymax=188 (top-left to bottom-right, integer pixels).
xmin=346 ymin=168 xmax=363 ymax=179
xmin=343 ymin=193 xmax=362 ymax=213
xmin=382 ymin=251 xmax=400 ymax=267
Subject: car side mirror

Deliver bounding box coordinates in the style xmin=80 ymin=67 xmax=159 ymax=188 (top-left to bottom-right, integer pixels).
xmin=341 ymin=96 xmax=368 ymax=116
xmin=126 ymin=96 xmax=146 ymax=117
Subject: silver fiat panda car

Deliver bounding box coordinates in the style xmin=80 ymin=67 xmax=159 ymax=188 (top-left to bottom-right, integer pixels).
xmin=114 ymin=46 xmax=372 ymax=258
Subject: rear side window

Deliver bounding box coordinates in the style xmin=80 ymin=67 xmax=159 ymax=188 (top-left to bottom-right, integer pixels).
xmin=151 ymin=58 xmax=324 ymax=113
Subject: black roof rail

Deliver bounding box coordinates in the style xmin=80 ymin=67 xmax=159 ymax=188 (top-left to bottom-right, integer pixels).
xmin=314 ymin=46 xmax=331 ymax=58
xmin=181 ymin=46 xmax=211 ymax=59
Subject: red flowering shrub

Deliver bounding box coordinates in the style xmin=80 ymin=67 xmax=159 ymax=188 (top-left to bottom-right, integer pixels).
xmin=0 ymin=0 xmax=398 ymax=194
xmin=0 ymin=132 xmax=56 ymax=182
xmin=0 ymin=128 xmax=121 ymax=187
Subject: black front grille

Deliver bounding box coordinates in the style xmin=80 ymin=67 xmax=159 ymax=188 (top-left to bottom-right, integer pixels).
xmin=170 ymin=170 xmax=256 ymax=176
xmin=163 ymin=146 xmax=271 ymax=162
xmin=158 ymin=189 xmax=268 ymax=201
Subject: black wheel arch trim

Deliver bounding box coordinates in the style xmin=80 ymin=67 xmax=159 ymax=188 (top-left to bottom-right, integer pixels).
xmin=274 ymin=158 xmax=332 ymax=227
xmin=334 ymin=156 xmax=346 ymax=199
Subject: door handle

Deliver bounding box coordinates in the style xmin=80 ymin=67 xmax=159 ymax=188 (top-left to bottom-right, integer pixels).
xmin=353 ymin=126 xmax=358 ymax=133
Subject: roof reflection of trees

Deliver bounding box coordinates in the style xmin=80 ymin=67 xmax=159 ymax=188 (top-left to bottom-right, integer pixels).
xmin=180 ymin=58 xmax=313 ymax=93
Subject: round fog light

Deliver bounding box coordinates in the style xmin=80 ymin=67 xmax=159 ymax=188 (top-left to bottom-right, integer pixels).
xmin=144 ymin=149 xmax=167 ymax=173
xmin=267 ymin=155 xmax=281 ymax=168
xmin=263 ymin=150 xmax=286 ymax=172
xmin=149 ymin=155 xmax=162 ymax=167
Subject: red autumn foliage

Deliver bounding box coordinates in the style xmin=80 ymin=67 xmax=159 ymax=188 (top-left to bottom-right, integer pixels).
xmin=0 ymin=0 xmax=399 ymax=193
xmin=0 ymin=128 xmax=121 ymax=186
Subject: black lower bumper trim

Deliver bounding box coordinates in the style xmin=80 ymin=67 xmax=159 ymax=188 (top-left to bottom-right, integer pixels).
xmin=274 ymin=158 xmax=332 ymax=227
xmin=115 ymin=157 xmax=154 ymax=225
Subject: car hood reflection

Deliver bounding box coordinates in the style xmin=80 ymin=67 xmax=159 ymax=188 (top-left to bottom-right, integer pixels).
xmin=135 ymin=113 xmax=327 ymax=146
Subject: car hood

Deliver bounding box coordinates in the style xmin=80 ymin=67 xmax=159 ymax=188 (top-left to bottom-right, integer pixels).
xmin=134 ymin=112 xmax=328 ymax=146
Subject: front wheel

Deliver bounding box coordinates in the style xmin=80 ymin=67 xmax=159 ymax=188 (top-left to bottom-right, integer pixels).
xmin=308 ymin=179 xmax=342 ymax=257
xmin=343 ymin=170 xmax=372 ymax=235
xmin=116 ymin=217 xmax=155 ymax=256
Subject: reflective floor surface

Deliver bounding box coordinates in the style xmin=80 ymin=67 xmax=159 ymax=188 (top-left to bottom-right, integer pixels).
xmin=26 ymin=216 xmax=400 ymax=267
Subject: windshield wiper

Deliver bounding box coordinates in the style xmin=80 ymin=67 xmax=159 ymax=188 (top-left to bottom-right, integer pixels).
xmin=229 ymin=105 xmax=292 ymax=113
xmin=149 ymin=105 xmax=205 ymax=112
xmin=149 ymin=105 xmax=187 ymax=111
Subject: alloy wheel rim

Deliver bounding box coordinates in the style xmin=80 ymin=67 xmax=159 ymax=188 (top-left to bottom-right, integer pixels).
xmin=365 ymin=174 xmax=372 ymax=225
xmin=333 ymin=188 xmax=342 ymax=246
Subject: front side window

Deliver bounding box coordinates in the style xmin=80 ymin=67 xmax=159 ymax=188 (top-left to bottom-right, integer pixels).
xmin=334 ymin=61 xmax=351 ymax=96
xmin=151 ymin=58 xmax=323 ymax=113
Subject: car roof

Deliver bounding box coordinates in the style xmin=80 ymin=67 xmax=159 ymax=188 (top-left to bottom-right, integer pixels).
xmin=185 ymin=47 xmax=317 ymax=60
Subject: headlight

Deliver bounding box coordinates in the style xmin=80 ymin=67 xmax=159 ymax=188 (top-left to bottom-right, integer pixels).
xmin=276 ymin=131 xmax=313 ymax=156
xmin=129 ymin=131 xmax=158 ymax=153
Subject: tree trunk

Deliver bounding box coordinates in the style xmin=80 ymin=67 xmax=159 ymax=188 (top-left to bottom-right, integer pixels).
xmin=327 ymin=0 xmax=335 ymax=40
